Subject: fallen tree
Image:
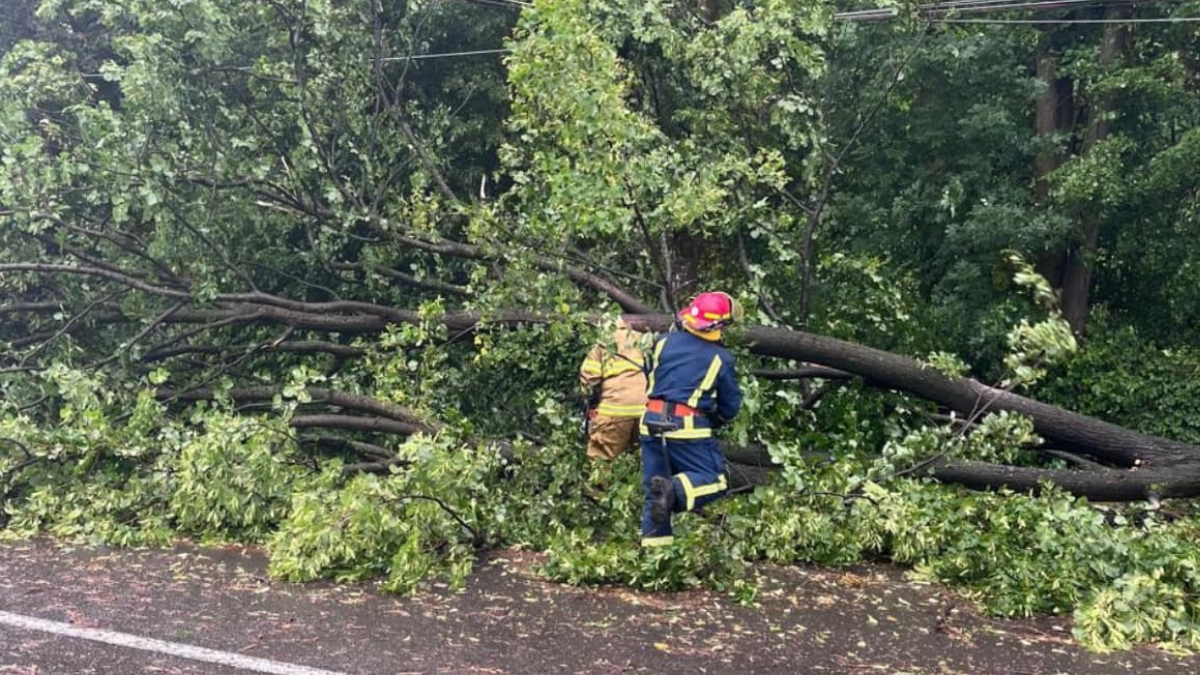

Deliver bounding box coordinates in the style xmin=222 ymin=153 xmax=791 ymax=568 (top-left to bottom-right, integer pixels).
xmin=111 ymin=303 xmax=1200 ymax=501
xmin=4 ymin=251 xmax=1196 ymax=500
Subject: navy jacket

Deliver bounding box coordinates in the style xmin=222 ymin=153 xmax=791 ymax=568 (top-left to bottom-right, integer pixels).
xmin=644 ymin=330 xmax=742 ymax=427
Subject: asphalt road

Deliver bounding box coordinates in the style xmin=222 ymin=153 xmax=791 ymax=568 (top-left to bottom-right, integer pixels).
xmin=0 ymin=540 xmax=1194 ymax=674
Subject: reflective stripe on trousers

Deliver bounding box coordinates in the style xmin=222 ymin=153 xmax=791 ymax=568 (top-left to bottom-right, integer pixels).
xmin=639 ymin=435 xmax=728 ymax=545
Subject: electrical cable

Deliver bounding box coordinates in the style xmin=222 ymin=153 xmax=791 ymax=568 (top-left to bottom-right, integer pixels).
xmin=463 ymin=0 xmax=532 ymax=10
xmin=935 ymin=15 xmax=1200 ymax=21
xmin=377 ymin=48 xmax=511 ymax=62
xmin=934 ymin=0 xmax=1134 ymax=13
xmin=835 ymin=0 xmax=1188 ymax=20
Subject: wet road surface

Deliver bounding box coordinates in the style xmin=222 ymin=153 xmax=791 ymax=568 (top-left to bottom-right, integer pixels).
xmin=0 ymin=541 xmax=1194 ymax=674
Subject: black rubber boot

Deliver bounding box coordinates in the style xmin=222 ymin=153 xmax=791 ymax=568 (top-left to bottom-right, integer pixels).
xmin=649 ymin=475 xmax=675 ymax=525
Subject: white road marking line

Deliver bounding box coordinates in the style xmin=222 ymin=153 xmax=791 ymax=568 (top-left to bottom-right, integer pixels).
xmin=0 ymin=610 xmax=353 ymax=675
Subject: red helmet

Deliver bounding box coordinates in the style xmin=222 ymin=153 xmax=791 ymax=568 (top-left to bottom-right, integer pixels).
xmin=678 ymin=291 xmax=742 ymax=332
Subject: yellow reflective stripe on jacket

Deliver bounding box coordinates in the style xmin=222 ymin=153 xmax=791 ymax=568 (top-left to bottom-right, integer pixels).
xmin=582 ymin=354 xmax=642 ymax=378
xmin=642 ymin=536 xmax=674 ymax=547
xmin=676 ymin=473 xmax=728 ymax=511
xmin=687 ymin=355 xmax=724 ymax=408
xmin=597 ymin=402 xmax=645 ymax=417
xmin=645 ymin=338 xmax=667 ymax=396
xmin=639 ymin=425 xmax=714 ymax=440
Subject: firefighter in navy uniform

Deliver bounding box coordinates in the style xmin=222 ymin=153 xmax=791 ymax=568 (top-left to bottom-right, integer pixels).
xmin=639 ymin=291 xmax=743 ymax=547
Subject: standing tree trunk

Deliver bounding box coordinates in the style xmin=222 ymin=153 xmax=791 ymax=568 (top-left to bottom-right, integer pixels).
xmin=1057 ymin=8 xmax=1130 ymax=336
xmin=667 ymin=231 xmax=708 ymax=302
xmin=1034 ymin=54 xmax=1067 ymax=205
xmin=1034 ymin=52 xmax=1071 ymax=287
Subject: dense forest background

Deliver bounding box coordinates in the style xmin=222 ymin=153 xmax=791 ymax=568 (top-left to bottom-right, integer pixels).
xmin=3 ymin=0 xmax=1200 ymax=653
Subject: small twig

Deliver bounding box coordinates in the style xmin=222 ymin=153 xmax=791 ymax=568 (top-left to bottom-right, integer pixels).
xmin=736 ymin=232 xmax=782 ymax=323
xmin=395 ymin=494 xmax=483 ymax=546
xmin=0 ymin=438 xmax=43 ymax=498
xmin=246 ymin=259 xmax=344 ymax=300
xmin=159 ymin=327 xmax=288 ymax=406
xmin=18 ymin=290 xmax=126 ymax=367
xmin=145 ymin=311 xmax=265 ymax=354
xmin=17 ymin=393 xmax=52 ymax=413
xmin=0 ymin=437 xmax=33 ymax=460
xmin=625 ymin=181 xmax=675 ymax=312
xmin=90 ymin=300 xmax=188 ymax=371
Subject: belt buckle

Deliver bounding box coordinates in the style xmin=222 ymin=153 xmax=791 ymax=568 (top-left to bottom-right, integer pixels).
xmin=644 ymin=417 xmax=681 ymax=437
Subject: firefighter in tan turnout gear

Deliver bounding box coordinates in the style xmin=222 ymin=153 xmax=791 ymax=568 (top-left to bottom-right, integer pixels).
xmin=579 ymin=319 xmax=648 ymax=460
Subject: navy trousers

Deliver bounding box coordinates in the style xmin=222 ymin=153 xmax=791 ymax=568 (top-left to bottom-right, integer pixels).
xmin=639 ymin=435 xmax=729 ymax=546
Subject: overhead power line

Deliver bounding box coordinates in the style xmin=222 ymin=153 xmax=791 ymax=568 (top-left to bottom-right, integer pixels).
xmin=367 ymin=0 xmax=1199 ymax=63
xmin=377 ymin=48 xmax=512 ymax=62
xmin=937 ymin=15 xmax=1200 ymax=22
xmin=835 ymin=0 xmax=1091 ymax=20
xmin=835 ymin=0 xmax=1190 ymax=21
xmin=464 ymin=0 xmax=532 ymax=10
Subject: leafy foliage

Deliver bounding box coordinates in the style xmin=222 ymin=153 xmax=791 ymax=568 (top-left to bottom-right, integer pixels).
xmin=1034 ymin=327 xmax=1200 ymax=445
xmin=170 ymin=411 xmax=303 ymax=542
xmin=269 ymin=434 xmax=501 ymax=593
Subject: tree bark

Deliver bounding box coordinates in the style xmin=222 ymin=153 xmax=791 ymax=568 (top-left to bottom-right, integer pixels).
xmin=1057 ymin=8 xmax=1129 ymax=336
xmin=290 ymin=414 xmax=424 ymax=437
xmin=158 ymin=386 xmax=437 ymax=432
xmin=734 ymin=323 xmax=1198 ymax=467
xmin=147 ymin=306 xmax=1200 ymax=475
xmin=201 ymin=307 xmax=1200 ymax=498
xmin=751 ymin=366 xmax=853 ymax=381
xmin=724 ymin=455 xmax=1200 ymax=501
xmin=1033 ymin=53 xmax=1072 ymax=206
xmin=620 ymin=315 xmax=1200 ymax=479
xmin=1033 ymin=51 xmax=1072 ymax=288
xmin=924 ymin=458 xmax=1200 ymax=501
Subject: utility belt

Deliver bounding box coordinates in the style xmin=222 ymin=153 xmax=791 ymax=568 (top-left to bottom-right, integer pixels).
xmin=641 ymin=399 xmax=714 ymax=440
xmin=645 ymin=399 xmax=703 ymax=418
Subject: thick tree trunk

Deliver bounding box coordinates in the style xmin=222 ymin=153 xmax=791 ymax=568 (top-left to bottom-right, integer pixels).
xmin=1057 ymin=9 xmax=1129 ymax=336
xmin=732 ymin=323 xmax=1199 ymax=468
xmin=1059 ymin=223 xmax=1099 ymax=335
xmin=1033 ymin=54 xmax=1073 ymax=286
xmin=923 ymin=458 xmax=1200 ymax=501
xmin=725 ymin=455 xmax=1200 ymax=501
xmin=620 ymin=314 xmax=1200 ymax=499
xmin=1033 ymin=54 xmax=1073 ymax=206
